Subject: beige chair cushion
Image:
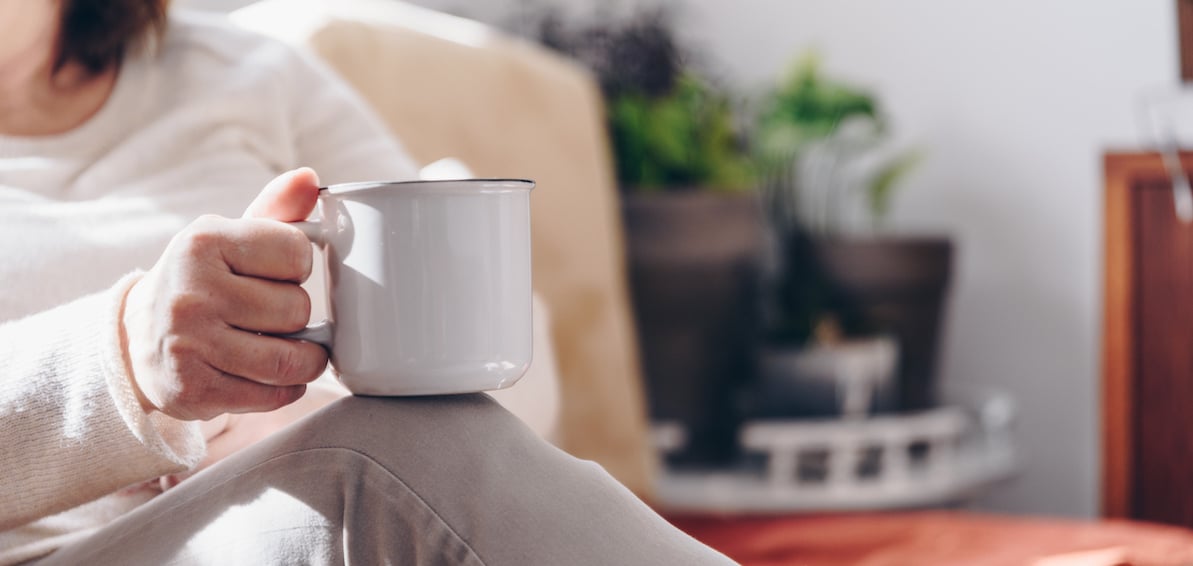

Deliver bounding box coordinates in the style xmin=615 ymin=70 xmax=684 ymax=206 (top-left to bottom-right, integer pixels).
xmin=234 ymin=0 xmax=654 ymax=495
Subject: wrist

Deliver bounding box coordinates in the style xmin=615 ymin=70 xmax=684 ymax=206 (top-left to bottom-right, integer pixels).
xmin=118 ymin=275 xmax=156 ymax=414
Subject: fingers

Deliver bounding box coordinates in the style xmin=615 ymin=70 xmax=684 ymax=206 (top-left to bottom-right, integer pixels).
xmin=244 ymin=167 xmax=321 ymax=221
xmin=221 ymin=275 xmax=312 ymax=334
xmin=189 ymin=366 xmax=308 ymax=417
xmin=211 ymin=373 xmax=308 ymax=415
xmin=196 ymin=216 xmax=313 ymax=283
xmin=207 ymin=327 xmax=329 ymax=387
xmin=146 ymin=358 xmax=309 ymax=421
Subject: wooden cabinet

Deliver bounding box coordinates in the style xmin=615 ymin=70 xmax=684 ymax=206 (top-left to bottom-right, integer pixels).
xmin=1104 ymin=151 xmax=1193 ymax=524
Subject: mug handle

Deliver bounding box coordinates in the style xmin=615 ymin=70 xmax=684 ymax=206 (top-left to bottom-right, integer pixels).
xmin=282 ymin=220 xmax=334 ymax=350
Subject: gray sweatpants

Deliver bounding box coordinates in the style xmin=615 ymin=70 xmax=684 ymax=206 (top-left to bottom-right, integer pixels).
xmin=35 ymin=394 xmax=734 ymax=565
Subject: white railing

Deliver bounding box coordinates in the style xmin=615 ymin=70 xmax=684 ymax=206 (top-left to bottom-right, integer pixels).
xmin=652 ymin=395 xmax=1017 ymax=513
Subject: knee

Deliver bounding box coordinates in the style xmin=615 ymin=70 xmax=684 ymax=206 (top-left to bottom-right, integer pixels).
xmin=276 ymin=393 xmax=535 ymax=460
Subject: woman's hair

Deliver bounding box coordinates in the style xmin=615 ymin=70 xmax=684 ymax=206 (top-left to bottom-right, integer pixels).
xmin=56 ymin=0 xmax=170 ymax=74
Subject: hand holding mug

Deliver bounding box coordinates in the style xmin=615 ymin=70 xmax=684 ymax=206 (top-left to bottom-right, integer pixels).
xmin=121 ymin=169 xmax=535 ymax=420
xmin=120 ymin=168 xmax=328 ymax=421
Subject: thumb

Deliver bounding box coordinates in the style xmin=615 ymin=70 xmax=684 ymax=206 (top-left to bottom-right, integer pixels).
xmin=243 ymin=168 xmax=321 ymax=221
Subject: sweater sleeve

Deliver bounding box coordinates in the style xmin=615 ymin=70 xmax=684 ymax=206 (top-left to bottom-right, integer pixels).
xmin=282 ymin=47 xmax=421 ymax=184
xmin=0 ymin=272 xmax=205 ymax=531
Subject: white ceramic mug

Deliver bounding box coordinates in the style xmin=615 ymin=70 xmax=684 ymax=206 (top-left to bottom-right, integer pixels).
xmin=287 ymin=179 xmax=535 ymax=396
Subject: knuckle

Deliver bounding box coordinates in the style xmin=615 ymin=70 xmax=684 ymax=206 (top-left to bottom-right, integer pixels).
xmin=163 ymin=334 xmax=199 ymax=361
xmin=192 ymin=214 xmax=228 ymax=232
xmin=166 ymin=292 xmax=208 ymax=322
xmin=185 ymin=230 xmax=220 ymax=254
xmin=188 ymin=215 xmax=226 ymax=240
xmin=193 ymin=213 xmax=224 ymax=227
xmin=176 ymin=218 xmax=226 ymax=258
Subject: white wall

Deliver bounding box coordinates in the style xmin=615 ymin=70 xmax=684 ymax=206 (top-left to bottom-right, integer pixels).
xmin=188 ymin=0 xmax=1177 ymax=517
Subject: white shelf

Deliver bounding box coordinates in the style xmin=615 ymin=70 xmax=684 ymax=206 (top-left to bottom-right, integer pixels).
xmin=652 ymin=399 xmax=1018 ymax=514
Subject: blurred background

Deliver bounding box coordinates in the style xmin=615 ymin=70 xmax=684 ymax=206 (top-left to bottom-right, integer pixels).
xmin=190 ymin=0 xmax=1182 ymax=535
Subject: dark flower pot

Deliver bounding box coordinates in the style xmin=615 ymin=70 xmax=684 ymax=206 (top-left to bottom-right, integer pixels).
xmin=749 ymin=338 xmax=899 ymax=419
xmin=621 ymin=190 xmax=763 ymax=465
xmin=812 ymin=236 xmax=954 ymax=411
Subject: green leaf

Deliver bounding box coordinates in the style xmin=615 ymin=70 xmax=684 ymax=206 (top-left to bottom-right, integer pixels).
xmin=754 ymin=51 xmax=881 ymax=172
xmin=608 ymin=73 xmax=755 ymax=191
xmin=867 ymin=149 xmax=923 ymax=226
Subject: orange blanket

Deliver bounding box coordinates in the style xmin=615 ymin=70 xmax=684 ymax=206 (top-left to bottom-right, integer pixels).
xmin=668 ymin=512 xmax=1193 ymax=566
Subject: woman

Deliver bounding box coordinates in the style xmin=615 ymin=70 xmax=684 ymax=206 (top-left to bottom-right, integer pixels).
xmin=0 ymin=0 xmax=732 ymax=563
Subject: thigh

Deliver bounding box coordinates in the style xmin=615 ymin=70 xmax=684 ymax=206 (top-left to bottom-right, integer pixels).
xmin=37 ymin=395 xmax=730 ymax=565
xmin=35 ymin=444 xmax=480 ymax=565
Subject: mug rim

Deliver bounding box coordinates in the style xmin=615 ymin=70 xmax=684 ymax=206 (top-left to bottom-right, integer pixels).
xmin=320 ymin=178 xmax=535 ymax=195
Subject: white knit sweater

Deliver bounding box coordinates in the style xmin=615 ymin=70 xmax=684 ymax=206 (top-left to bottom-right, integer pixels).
xmin=0 ymin=11 xmax=416 ymax=563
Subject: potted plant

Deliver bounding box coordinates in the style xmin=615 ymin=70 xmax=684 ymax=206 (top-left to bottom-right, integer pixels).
xmin=753 ymin=54 xmax=952 ymax=414
xmin=538 ymin=9 xmax=760 ymax=464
